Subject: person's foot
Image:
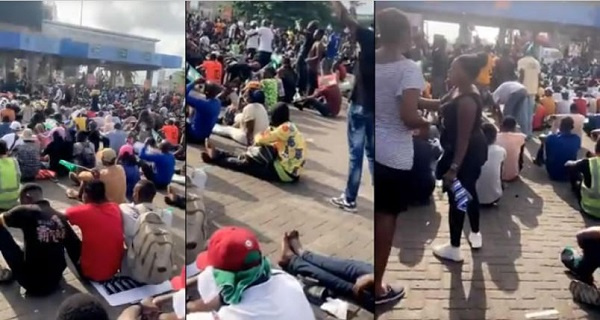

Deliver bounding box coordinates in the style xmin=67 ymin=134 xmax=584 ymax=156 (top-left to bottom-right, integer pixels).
xmin=200 ymin=152 xmax=212 ymax=163
xmin=69 ymin=172 xmax=80 ymax=186
xmin=433 ymin=243 xmax=464 ymax=262
xmin=277 ymin=232 xmax=296 ymax=268
xmin=0 ymin=268 xmax=13 ymax=283
xmin=468 ymin=232 xmax=482 ymax=249
xmin=561 ymin=247 xmax=594 ymax=284
xmin=375 ymin=283 xmax=406 ymax=305
xmin=66 ymin=188 xmax=80 ymax=200
xmin=570 ymin=280 xmax=600 ymax=306
xmin=287 ymin=230 xmax=304 ymax=256
xmin=329 ymin=195 xmax=357 ymax=213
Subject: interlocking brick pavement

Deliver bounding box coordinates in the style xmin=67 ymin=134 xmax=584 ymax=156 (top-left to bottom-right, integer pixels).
xmin=187 ymin=107 xmax=374 ymax=320
xmin=0 ymin=177 xmax=186 ymax=320
xmin=379 ymin=134 xmax=600 ymax=320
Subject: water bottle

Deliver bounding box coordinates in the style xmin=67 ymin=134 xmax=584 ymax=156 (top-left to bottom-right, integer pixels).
xmin=451 ymin=179 xmax=471 ymax=213
xmin=163 ymin=207 xmax=174 ymax=228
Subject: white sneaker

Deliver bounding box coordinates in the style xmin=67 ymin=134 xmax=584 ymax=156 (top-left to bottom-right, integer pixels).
xmin=468 ymin=232 xmax=482 ymax=249
xmin=433 ymin=243 xmax=463 ymax=262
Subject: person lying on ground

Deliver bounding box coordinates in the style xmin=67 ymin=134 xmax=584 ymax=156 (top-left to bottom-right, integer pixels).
xmin=140 ymin=139 xmax=176 ymax=190
xmin=212 ymin=89 xmax=269 ymax=146
xmin=65 ymin=180 xmax=124 ymax=282
xmin=186 ymin=78 xmax=221 ymax=145
xmin=0 ymin=184 xmax=74 ymax=296
xmin=202 ymin=103 xmax=306 ymax=183
xmin=535 ymin=116 xmax=581 ymax=182
xmin=186 ymin=226 xmax=316 ymax=320
xmin=68 ymin=148 xmax=127 ymax=204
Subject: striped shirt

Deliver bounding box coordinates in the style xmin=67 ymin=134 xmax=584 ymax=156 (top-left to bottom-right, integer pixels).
xmin=375 ymin=59 xmax=425 ymax=170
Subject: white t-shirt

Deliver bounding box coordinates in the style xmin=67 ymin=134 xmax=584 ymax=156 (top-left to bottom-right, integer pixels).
xmin=2 ymin=133 xmax=23 ymax=151
xmin=241 ymin=103 xmax=270 ymax=138
xmin=375 ymin=59 xmax=425 ymax=170
xmin=476 ymin=144 xmax=507 ymax=205
xmin=556 ymin=100 xmax=571 ymax=115
xmin=517 ymin=56 xmax=541 ymax=95
xmin=257 ymin=27 xmax=274 ymax=53
xmin=190 ymin=269 xmax=315 ymax=320
xmin=246 ymin=29 xmax=259 ymax=50
xmin=492 ymin=81 xmax=526 ymax=105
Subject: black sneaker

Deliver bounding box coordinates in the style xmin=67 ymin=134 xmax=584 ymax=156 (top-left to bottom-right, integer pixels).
xmin=375 ymin=284 xmax=405 ymax=305
xmin=329 ymin=196 xmax=357 ymax=213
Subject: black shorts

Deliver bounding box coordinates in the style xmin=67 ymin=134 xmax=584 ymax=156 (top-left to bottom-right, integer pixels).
xmin=374 ymin=161 xmax=413 ymax=214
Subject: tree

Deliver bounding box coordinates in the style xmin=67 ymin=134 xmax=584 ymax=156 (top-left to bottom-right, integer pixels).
xmin=232 ymin=1 xmax=335 ymax=29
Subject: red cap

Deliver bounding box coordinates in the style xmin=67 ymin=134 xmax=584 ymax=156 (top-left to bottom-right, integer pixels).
xmin=171 ymin=268 xmax=186 ymax=291
xmin=196 ymin=226 xmax=261 ymax=272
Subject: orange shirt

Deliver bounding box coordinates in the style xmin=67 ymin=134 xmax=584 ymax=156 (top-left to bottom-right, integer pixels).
xmin=163 ymin=124 xmax=179 ymax=145
xmin=532 ymin=103 xmax=546 ymax=131
xmin=202 ymin=60 xmax=223 ymax=84
xmin=0 ymin=108 xmax=15 ymax=122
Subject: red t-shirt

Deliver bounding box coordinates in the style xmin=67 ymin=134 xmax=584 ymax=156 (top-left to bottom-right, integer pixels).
xmin=532 ymin=104 xmax=546 ymax=131
xmin=202 ymin=60 xmax=223 ymax=84
xmin=316 ymin=85 xmax=342 ymax=117
xmin=65 ymin=202 xmax=124 ymax=281
xmin=162 ymin=124 xmax=179 ymax=145
xmin=574 ymin=98 xmax=588 ymax=116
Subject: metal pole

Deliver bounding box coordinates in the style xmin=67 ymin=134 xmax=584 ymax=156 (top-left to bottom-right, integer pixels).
xmin=79 ymin=0 xmax=83 ymax=26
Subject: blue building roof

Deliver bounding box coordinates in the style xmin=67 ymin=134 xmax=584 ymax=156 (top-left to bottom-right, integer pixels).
xmin=0 ymin=30 xmax=181 ymax=69
xmin=385 ymin=1 xmax=600 ymax=29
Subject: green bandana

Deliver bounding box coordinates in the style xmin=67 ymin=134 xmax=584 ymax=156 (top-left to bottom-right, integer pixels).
xmin=212 ymin=253 xmax=271 ymax=305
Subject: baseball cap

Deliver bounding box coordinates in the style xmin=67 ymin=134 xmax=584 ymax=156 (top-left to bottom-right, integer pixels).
xmin=100 ymin=148 xmax=117 ymax=163
xmin=119 ymin=144 xmax=134 ymax=157
xmin=196 ymin=226 xmax=262 ymax=272
xmin=9 ymin=121 xmax=21 ymax=131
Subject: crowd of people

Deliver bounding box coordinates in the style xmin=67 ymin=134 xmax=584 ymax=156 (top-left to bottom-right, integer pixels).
xmin=0 ymin=72 xmax=187 ymax=319
xmin=379 ymin=5 xmax=600 ymax=311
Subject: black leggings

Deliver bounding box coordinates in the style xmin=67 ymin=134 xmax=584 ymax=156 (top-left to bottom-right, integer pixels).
xmin=209 ymin=148 xmax=281 ymax=182
xmin=448 ymin=165 xmax=482 ymax=247
xmin=307 ymin=68 xmax=319 ymax=96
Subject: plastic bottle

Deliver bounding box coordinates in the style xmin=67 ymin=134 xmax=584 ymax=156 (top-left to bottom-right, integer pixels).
xmin=450 ymin=179 xmax=472 ymax=213
xmin=163 ymin=207 xmax=174 ymax=228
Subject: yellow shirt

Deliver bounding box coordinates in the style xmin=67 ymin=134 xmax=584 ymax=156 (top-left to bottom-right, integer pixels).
xmin=74 ymin=116 xmax=87 ymax=131
xmin=476 ymin=54 xmax=495 ymax=86
xmin=540 ymin=96 xmax=557 ymax=115
xmin=255 ymin=122 xmax=306 ymax=182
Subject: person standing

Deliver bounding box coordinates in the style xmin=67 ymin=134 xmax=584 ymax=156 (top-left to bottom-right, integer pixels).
xmin=296 ymin=21 xmax=319 ymax=97
xmin=329 ymin=2 xmax=374 ymax=213
xmin=251 ymin=19 xmax=274 ymax=68
xmin=431 ymin=35 xmax=449 ymax=98
xmin=517 ymin=51 xmax=541 ymax=139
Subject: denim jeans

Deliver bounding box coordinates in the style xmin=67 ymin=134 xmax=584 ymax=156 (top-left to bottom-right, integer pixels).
xmin=286 ymin=251 xmax=374 ymax=312
xmin=343 ymin=103 xmax=374 ymax=203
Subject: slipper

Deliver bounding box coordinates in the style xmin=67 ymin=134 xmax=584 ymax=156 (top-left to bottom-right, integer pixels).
xmin=375 ymin=284 xmax=405 ymax=305
xmin=0 ymin=268 xmax=13 ymax=283
xmin=66 ymin=189 xmax=79 ymax=200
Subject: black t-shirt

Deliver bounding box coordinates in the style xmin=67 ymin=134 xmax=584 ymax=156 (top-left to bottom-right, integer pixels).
xmin=299 ymin=31 xmax=315 ymax=59
xmin=431 ymin=48 xmax=448 ymax=78
xmin=350 ymin=27 xmax=374 ymax=112
xmin=3 ymin=200 xmax=68 ymax=293
xmin=227 ymin=63 xmax=253 ymax=83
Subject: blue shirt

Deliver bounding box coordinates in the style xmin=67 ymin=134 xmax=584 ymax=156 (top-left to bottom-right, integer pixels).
xmin=0 ymin=123 xmax=13 ymax=138
xmin=545 ymin=132 xmax=581 ymax=181
xmin=140 ymin=147 xmax=175 ymax=186
xmin=186 ymin=83 xmax=221 ymax=141
xmin=326 ymin=34 xmax=340 ymax=59
xmin=122 ymin=163 xmax=141 ymax=200
xmin=105 ymin=129 xmax=128 ymax=154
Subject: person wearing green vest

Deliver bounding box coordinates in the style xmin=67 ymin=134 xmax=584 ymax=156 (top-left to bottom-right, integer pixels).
xmin=565 ymin=139 xmax=600 ymax=218
xmin=0 ymin=140 xmax=20 ymax=210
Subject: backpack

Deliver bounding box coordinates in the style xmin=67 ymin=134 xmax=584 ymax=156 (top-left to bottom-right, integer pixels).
xmin=126 ymin=211 xmax=174 ymax=284
xmin=81 ymin=142 xmax=96 ymax=168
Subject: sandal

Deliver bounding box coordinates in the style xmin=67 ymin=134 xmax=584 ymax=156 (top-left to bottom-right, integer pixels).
xmin=375 ymin=284 xmax=405 ymax=305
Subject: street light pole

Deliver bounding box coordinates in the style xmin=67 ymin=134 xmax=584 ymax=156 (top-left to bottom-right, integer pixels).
xmin=79 ymin=0 xmax=83 ymax=26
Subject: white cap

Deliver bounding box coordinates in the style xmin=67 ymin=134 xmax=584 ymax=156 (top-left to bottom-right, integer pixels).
xmin=9 ymin=121 xmax=21 ymax=131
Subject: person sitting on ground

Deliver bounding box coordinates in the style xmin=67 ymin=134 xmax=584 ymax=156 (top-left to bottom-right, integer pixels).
xmin=213 ymin=89 xmax=270 ymax=146
xmin=560 ymin=227 xmax=600 ymax=306
xmin=0 ymin=116 xmax=13 ymax=137
xmin=532 ymin=95 xmax=547 ymax=132
xmin=565 ymin=139 xmax=600 ymax=218
xmin=65 ymin=180 xmax=124 ymax=282
xmin=536 ymin=116 xmax=581 ymax=181
xmin=202 ymin=103 xmax=306 ymax=182
xmin=15 ymin=129 xmax=41 ymax=182
xmin=574 ymin=90 xmax=588 ymax=116
xmin=278 ymin=56 xmax=298 ymax=104
xmin=0 ymin=140 xmax=20 ymax=210
xmin=186 ymin=78 xmax=221 ymax=145
xmin=34 ymin=123 xmax=51 ymax=150
xmin=186 ymin=226 xmax=316 ymax=320
xmin=56 ymin=292 xmax=147 ymax=320
xmin=2 ymin=121 xmax=23 ymax=153
xmin=118 ymin=145 xmax=141 ymax=201
xmin=540 ymin=88 xmax=557 ymax=115
xmin=201 ymin=53 xmax=224 ymax=85
xmin=43 ymin=127 xmax=74 ymax=177
xmin=496 ymin=117 xmax=526 ymax=182
xmin=67 ymin=148 xmax=127 ymax=204
xmin=139 ymin=139 xmax=176 ymax=190
xmin=293 ymin=79 xmax=343 ymax=118
xmin=551 ymin=103 xmax=586 ymax=138
xmin=408 ymin=128 xmax=442 ymax=206
xmin=0 ymin=184 xmax=72 ymax=296
xmin=72 ymin=130 xmax=96 ymax=169
xmin=162 ymin=119 xmax=180 ymax=147
xmin=104 ymin=122 xmax=128 ymax=154
xmin=278 ymin=230 xmax=403 ymax=311
xmin=260 ymin=67 xmax=279 ymax=112
xmin=476 ymin=123 xmax=507 ymax=206
xmin=556 ymin=91 xmax=571 ymax=115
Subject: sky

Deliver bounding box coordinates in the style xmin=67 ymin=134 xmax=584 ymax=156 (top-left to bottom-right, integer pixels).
xmin=54 ymin=1 xmax=184 ymax=68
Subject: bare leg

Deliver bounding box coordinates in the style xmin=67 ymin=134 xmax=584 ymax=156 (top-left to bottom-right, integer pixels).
xmin=374 ymin=212 xmax=397 ymax=297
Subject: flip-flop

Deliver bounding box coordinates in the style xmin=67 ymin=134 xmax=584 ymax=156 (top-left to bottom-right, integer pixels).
xmin=375 ymin=284 xmax=406 ymax=305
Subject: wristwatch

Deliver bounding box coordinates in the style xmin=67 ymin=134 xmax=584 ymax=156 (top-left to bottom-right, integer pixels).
xmin=450 ymin=163 xmax=460 ymax=171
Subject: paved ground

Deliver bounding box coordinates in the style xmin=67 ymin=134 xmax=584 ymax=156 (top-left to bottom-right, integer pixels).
xmin=0 ymin=176 xmax=186 ymax=320
xmin=380 ymin=129 xmax=600 ymax=320
xmin=187 ymin=106 xmax=374 ymax=319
